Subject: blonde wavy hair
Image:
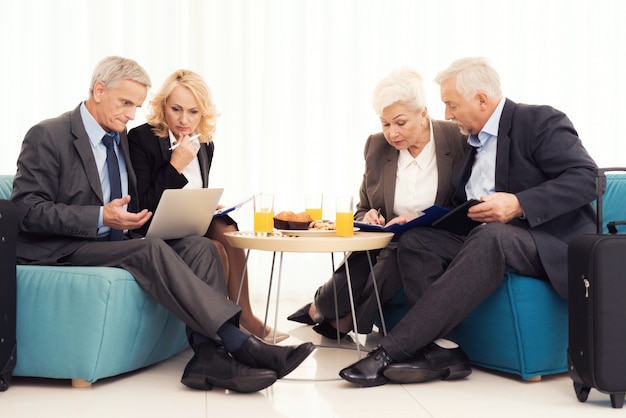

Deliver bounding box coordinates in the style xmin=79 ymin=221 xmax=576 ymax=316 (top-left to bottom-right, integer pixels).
xmin=146 ymin=69 xmax=219 ymax=142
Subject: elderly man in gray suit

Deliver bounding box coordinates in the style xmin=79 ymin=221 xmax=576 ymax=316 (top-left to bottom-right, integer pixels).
xmin=11 ymin=56 xmax=313 ymax=393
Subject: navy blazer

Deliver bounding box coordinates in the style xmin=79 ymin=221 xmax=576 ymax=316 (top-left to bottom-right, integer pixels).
xmin=127 ymin=123 xmax=216 ymax=236
xmin=450 ymin=99 xmax=597 ymax=299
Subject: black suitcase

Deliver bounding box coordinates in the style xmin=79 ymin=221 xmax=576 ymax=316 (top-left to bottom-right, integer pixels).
xmin=0 ymin=200 xmax=17 ymax=391
xmin=568 ymin=167 xmax=626 ymax=408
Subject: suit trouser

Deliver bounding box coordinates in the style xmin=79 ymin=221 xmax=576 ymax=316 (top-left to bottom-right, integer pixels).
xmin=381 ymin=223 xmax=548 ymax=362
xmin=61 ymin=236 xmax=241 ymax=340
xmin=313 ymin=243 xmax=403 ymax=333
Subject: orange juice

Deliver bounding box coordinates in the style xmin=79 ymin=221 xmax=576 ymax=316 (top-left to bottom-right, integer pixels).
xmin=305 ymin=207 xmax=323 ymax=221
xmin=254 ymin=210 xmax=274 ymax=234
xmin=335 ymin=211 xmax=354 ymax=237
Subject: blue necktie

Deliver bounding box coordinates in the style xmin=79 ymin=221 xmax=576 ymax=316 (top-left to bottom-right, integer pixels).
xmin=102 ymin=133 xmax=124 ymax=241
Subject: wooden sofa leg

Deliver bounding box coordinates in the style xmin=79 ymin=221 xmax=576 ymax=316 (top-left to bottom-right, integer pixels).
xmin=526 ymin=375 xmax=542 ymax=382
xmin=72 ymin=378 xmax=92 ymax=388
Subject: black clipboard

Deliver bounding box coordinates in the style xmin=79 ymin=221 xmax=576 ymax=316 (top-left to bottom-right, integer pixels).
xmin=431 ymin=199 xmax=483 ymax=235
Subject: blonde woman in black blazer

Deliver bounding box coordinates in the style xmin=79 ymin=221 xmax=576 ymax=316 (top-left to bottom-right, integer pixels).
xmin=129 ymin=70 xmax=288 ymax=343
xmin=288 ymin=68 xmax=468 ymax=338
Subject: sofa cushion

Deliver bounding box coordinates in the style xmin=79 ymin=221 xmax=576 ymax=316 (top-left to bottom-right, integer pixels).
xmin=2 ymin=174 xmax=188 ymax=383
xmin=454 ymin=271 xmax=567 ymax=379
xmin=14 ymin=265 xmax=188 ymax=382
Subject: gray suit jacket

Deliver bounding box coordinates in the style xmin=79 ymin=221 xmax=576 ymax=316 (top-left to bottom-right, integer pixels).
xmin=355 ymin=119 xmax=469 ymax=221
xmin=11 ymin=103 xmax=140 ymax=263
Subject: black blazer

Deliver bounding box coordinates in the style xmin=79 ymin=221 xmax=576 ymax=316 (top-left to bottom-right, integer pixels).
xmin=450 ymin=99 xmax=598 ymax=299
xmin=127 ymin=123 xmax=216 ymax=236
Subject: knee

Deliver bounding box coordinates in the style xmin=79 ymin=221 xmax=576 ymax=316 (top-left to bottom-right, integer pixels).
xmin=465 ymin=223 xmax=512 ymax=248
xmin=469 ymin=222 xmax=508 ymax=238
xmin=141 ymin=237 xmax=174 ymax=254
xmin=397 ymin=228 xmax=421 ymax=248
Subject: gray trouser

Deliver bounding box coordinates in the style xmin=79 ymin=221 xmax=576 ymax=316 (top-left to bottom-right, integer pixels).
xmin=63 ymin=236 xmax=241 ymax=340
xmin=313 ymin=243 xmax=402 ymax=333
xmin=382 ymin=223 xmax=547 ymax=361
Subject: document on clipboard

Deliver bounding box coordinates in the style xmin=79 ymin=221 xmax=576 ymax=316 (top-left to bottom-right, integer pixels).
xmin=214 ymin=195 xmax=253 ymax=217
xmin=354 ymin=199 xmax=483 ymax=239
xmin=355 ymin=205 xmax=449 ymax=239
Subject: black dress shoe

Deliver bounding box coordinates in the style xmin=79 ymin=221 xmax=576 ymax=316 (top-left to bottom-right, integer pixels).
xmin=181 ymin=341 xmax=277 ymax=393
xmin=338 ymin=345 xmax=394 ymax=387
xmin=383 ymin=342 xmax=472 ymax=384
xmin=312 ymin=321 xmax=347 ymax=340
xmin=232 ymin=336 xmax=315 ymax=378
xmin=287 ymin=303 xmax=316 ymax=325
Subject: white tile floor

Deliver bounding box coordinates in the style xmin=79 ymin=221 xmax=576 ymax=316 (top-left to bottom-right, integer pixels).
xmin=1 ymin=297 xmax=623 ymax=418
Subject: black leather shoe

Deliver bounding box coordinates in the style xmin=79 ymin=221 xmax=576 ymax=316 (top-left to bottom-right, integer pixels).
xmin=313 ymin=321 xmax=347 ymax=340
xmin=181 ymin=341 xmax=277 ymax=393
xmin=383 ymin=342 xmax=472 ymax=384
xmin=232 ymin=336 xmax=315 ymax=378
xmin=287 ymin=303 xmax=316 ymax=325
xmin=338 ymin=345 xmax=394 ymax=387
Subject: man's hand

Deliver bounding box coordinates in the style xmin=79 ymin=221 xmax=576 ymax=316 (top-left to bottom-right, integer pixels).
xmin=103 ymin=195 xmax=152 ymax=230
xmin=467 ymin=192 xmax=523 ymax=224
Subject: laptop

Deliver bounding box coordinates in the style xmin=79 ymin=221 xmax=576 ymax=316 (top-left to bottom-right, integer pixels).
xmin=145 ymin=188 xmax=224 ymax=240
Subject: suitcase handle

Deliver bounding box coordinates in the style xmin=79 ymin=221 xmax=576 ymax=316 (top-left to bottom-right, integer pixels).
xmin=595 ymin=167 xmax=626 ymax=233
xmin=607 ymin=221 xmax=626 ymax=234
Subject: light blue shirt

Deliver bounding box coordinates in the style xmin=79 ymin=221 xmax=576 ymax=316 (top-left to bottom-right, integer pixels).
xmin=80 ymin=102 xmax=129 ymax=237
xmin=465 ymin=97 xmax=506 ymax=200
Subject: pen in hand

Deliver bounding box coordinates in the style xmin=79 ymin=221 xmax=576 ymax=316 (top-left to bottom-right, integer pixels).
xmin=373 ymin=208 xmax=384 ymax=225
xmin=169 ymin=133 xmax=201 ymax=151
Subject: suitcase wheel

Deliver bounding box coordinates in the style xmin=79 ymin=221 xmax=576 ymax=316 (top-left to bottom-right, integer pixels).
xmin=574 ymin=382 xmax=590 ymax=403
xmin=610 ymin=393 xmax=625 ymax=409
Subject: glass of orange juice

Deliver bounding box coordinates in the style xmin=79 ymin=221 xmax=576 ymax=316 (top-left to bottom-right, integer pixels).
xmin=305 ymin=193 xmax=323 ymax=221
xmin=253 ymin=193 xmax=274 ymax=236
xmin=335 ymin=195 xmax=354 ymax=237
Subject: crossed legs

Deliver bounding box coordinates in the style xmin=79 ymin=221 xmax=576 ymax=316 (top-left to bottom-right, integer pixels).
xmin=340 ymin=223 xmax=549 ymax=386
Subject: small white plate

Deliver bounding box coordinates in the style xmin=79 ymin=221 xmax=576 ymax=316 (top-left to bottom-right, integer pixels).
xmin=276 ymin=228 xmax=359 ymax=237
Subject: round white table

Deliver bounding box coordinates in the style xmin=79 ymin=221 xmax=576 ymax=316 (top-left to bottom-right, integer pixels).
xmin=224 ymin=230 xmax=394 ymax=356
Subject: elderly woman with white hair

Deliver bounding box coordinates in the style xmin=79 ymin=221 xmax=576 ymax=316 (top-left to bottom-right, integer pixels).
xmin=287 ymin=67 xmax=468 ymax=339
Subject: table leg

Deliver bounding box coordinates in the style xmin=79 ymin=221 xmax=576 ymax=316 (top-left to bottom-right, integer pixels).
xmin=261 ymin=252 xmax=278 ymax=341
xmin=271 ymin=252 xmax=285 ymax=345
xmin=366 ymin=250 xmax=387 ymax=336
xmin=330 ymin=252 xmax=343 ymax=344
xmin=235 ymin=249 xmax=251 ymax=305
xmin=344 ymin=251 xmax=362 ymax=357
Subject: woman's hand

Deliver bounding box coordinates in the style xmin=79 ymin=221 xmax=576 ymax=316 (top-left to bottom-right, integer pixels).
xmin=170 ymin=134 xmax=200 ymax=173
xmin=362 ymin=208 xmax=385 ymax=225
xmin=384 ymin=214 xmax=416 ymax=227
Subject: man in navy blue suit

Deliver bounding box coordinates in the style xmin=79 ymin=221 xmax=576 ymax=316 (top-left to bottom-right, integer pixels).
xmin=339 ymin=56 xmax=598 ymax=387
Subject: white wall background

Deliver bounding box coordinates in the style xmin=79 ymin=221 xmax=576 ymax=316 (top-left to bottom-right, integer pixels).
xmin=2 ymin=0 xmax=624 ymax=301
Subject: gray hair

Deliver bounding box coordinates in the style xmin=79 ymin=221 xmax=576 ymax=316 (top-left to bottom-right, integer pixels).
xmin=372 ymin=67 xmax=426 ymax=116
xmin=434 ymin=57 xmax=502 ymax=101
xmin=89 ymin=56 xmax=151 ymax=96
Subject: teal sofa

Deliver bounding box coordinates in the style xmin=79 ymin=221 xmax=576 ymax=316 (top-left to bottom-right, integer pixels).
xmin=0 ymin=175 xmax=188 ymax=387
xmin=381 ymin=173 xmax=626 ymax=381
